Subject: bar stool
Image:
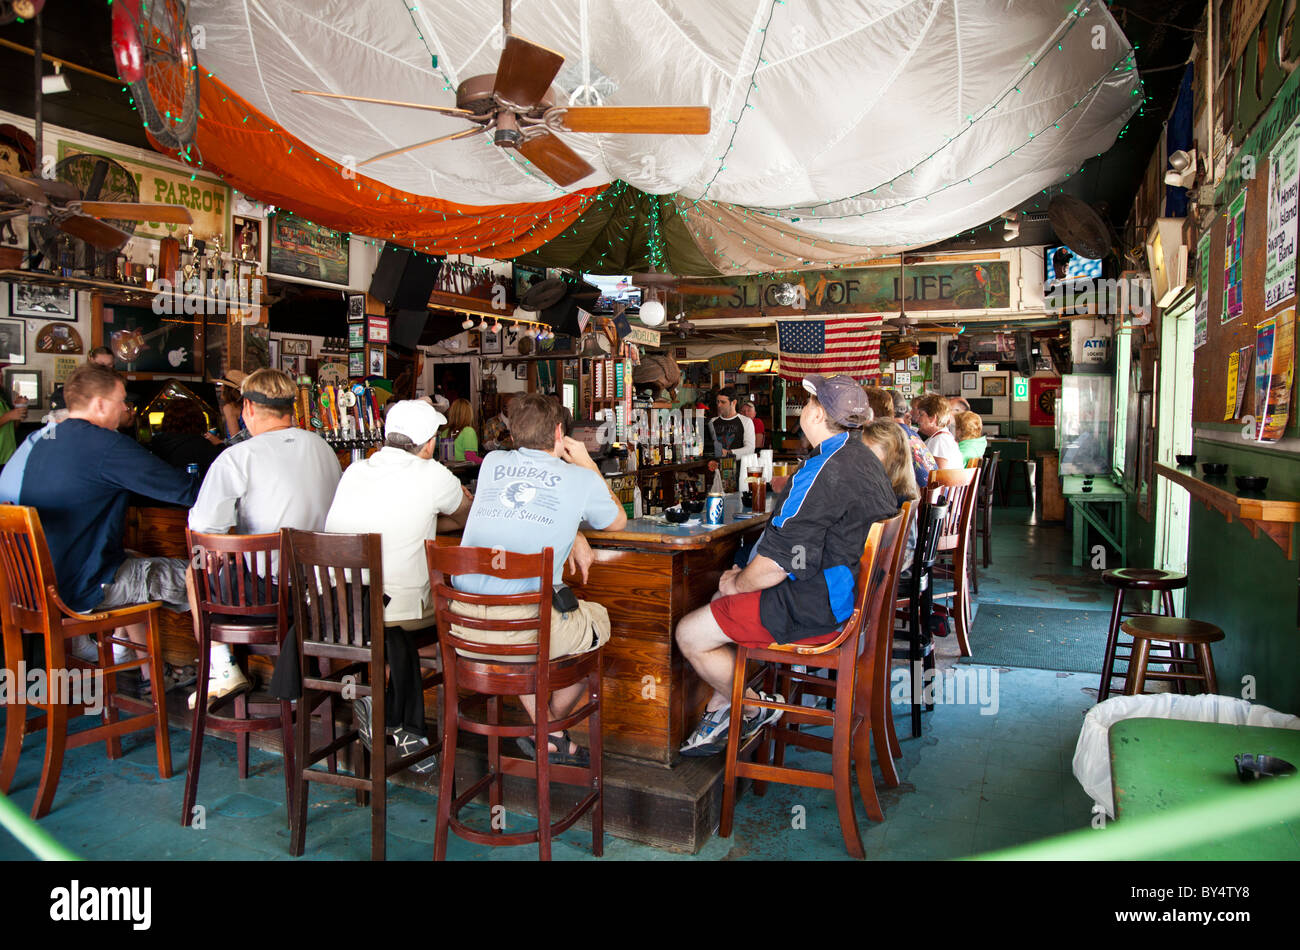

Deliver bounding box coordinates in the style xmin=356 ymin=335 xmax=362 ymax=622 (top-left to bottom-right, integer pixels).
xmin=427 ymin=543 xmax=604 ymax=862
xmin=1121 ymin=616 xmax=1224 ymax=696
xmin=1098 ymin=568 xmax=1187 ymax=701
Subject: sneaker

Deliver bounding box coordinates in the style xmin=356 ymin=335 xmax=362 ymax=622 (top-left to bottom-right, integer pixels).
xmin=679 ymin=705 xmax=731 ymax=757
xmin=740 ymin=691 xmax=785 ymax=742
xmin=352 ymin=696 xmax=373 ymax=752
xmin=392 ymin=728 xmax=437 ymax=775
xmin=187 ymin=664 xmax=251 ymax=710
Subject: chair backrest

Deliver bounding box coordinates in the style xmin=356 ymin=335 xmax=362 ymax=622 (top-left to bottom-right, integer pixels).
xmin=867 ymin=500 xmax=912 ymax=690
xmin=425 ymin=544 xmax=554 ymax=663
xmin=979 ymin=452 xmax=1001 ymax=503
xmin=929 ymin=466 xmax=979 ymax=551
xmin=0 ymin=505 xmax=58 ymax=638
xmin=186 ymin=529 xmax=283 ymax=625
xmin=282 ymin=529 xmax=384 ymax=651
xmin=964 ymin=457 xmax=980 ymax=469
xmin=796 ymin=519 xmax=886 ymax=655
xmin=902 ymin=493 xmax=950 ymax=605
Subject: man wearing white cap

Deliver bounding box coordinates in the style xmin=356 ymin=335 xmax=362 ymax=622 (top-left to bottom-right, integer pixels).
xmin=323 ymin=398 xmax=472 ymax=772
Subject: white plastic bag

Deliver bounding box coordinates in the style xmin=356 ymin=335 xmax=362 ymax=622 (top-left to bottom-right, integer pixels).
xmin=1072 ymin=693 xmax=1300 ymax=818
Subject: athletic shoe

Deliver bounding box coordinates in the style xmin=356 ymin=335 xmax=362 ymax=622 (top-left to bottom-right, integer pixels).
xmin=392 ymin=728 xmax=437 ymax=775
xmin=187 ymin=664 xmax=251 ymax=710
xmin=740 ymin=691 xmax=785 ymax=742
xmin=679 ymin=705 xmax=731 ymax=757
xmin=353 ymin=696 xmax=373 ymax=752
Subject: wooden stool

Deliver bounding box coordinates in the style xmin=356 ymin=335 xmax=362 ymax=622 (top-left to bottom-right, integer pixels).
xmin=1098 ymin=568 xmax=1187 ymax=701
xmin=1121 ymin=616 xmax=1224 ymax=696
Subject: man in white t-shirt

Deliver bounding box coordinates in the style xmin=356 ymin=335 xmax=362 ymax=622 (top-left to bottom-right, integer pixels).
xmin=324 ymin=399 xmax=471 ymax=770
xmin=187 ymin=368 xmax=342 ymax=708
xmin=708 ymin=386 xmax=755 ymax=460
xmin=912 ymin=393 xmax=962 ymax=469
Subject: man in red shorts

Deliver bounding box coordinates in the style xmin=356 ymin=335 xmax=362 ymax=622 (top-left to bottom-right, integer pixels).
xmin=677 ymin=375 xmax=898 ymax=756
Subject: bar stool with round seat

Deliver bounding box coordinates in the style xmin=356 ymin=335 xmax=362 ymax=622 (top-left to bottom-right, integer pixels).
xmin=1098 ymin=568 xmax=1187 ymax=701
xmin=1121 ymin=616 xmax=1224 ymax=696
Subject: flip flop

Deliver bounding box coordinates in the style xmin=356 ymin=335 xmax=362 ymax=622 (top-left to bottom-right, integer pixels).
xmin=515 ymin=730 xmax=591 ymax=767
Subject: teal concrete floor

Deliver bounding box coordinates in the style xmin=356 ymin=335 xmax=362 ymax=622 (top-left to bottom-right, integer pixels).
xmin=1 ymin=506 xmax=1104 ymax=861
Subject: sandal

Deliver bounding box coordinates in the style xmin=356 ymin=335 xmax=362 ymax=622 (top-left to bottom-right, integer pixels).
xmin=162 ymin=663 xmax=197 ymax=693
xmin=515 ymin=730 xmax=591 ymax=767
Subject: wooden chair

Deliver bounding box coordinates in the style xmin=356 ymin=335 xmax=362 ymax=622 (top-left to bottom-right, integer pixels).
xmin=282 ymin=529 xmax=442 ymax=861
xmin=975 ymin=451 xmax=1000 ymax=572
xmin=893 ymin=495 xmax=950 ymax=737
xmin=0 ymin=505 xmax=171 ymax=819
xmin=181 ymin=530 xmax=294 ymax=828
xmin=720 ymin=514 xmax=903 ymax=859
xmin=427 ymin=544 xmax=603 ymax=861
xmin=930 ymin=466 xmax=980 ymax=657
xmin=1121 ymin=616 xmax=1223 ymax=696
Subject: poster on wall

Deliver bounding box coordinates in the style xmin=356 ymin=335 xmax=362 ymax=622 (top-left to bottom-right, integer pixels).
xmin=1265 ymin=120 xmax=1300 ymax=309
xmin=268 ymin=211 xmax=350 ymax=285
xmin=1029 ymin=376 xmax=1062 ymax=426
xmin=1236 ymin=344 xmax=1253 ymax=418
xmin=1223 ymin=189 xmax=1247 ymax=324
xmin=1254 ymin=308 xmax=1295 ymax=442
xmin=1225 ymin=349 xmax=1241 ymax=420
xmin=1194 ymin=230 xmax=1211 ymax=348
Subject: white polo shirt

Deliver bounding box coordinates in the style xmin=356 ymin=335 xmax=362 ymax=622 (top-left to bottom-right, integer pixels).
xmin=189 ymin=426 xmax=342 ymax=538
xmin=324 ymin=446 xmax=464 ymax=622
xmin=925 ymin=429 xmax=963 ymax=469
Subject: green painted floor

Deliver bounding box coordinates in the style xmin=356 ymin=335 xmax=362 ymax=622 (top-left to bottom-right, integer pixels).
xmin=0 ymin=507 xmax=1107 ymax=861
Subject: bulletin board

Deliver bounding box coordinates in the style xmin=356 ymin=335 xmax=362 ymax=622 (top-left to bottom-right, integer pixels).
xmin=1196 ymin=155 xmax=1299 ymax=439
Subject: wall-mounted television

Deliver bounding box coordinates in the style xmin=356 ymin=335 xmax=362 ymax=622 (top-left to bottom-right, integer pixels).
xmin=584 ymin=274 xmax=641 ymax=314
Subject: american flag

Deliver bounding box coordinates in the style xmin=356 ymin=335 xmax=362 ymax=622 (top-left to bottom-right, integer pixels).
xmin=777 ymin=315 xmax=883 ymax=381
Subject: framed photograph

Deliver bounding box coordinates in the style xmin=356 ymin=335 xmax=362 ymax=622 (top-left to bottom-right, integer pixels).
xmin=962 ymin=372 xmax=977 ymax=390
xmin=481 ymin=328 xmax=502 ymax=355
xmin=367 ymin=315 xmax=389 ymax=344
xmin=348 ymin=324 xmax=365 ymax=348
xmin=11 ymin=283 xmax=75 ymax=320
xmin=346 ymin=293 xmax=366 ymax=322
xmin=348 ymin=350 xmax=365 ymax=377
xmin=981 ymin=375 xmax=1008 ymax=397
xmin=101 ymin=303 xmax=198 ymax=374
xmin=267 ymin=210 xmax=350 ymax=286
xmin=515 ymin=363 xmax=528 ymax=380
xmin=880 ymin=373 xmax=893 ymax=386
xmin=366 ymin=344 xmax=386 ymax=377
xmin=907 ymin=355 xmax=920 ymax=372
xmin=4 ymin=368 xmax=41 ymax=408
xmin=0 ymin=317 xmax=25 ymax=364
xmin=281 ymin=356 xmax=302 ymax=376
xmin=467 ymin=330 xmax=481 ymax=350
xmin=281 ymin=337 xmax=311 ymax=356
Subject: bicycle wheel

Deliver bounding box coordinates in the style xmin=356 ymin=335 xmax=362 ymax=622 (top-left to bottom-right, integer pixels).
xmin=127 ymin=0 xmax=200 ymax=151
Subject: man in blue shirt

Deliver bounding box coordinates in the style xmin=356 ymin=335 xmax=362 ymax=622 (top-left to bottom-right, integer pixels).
xmin=5 ymin=364 xmax=198 ymax=691
xmin=452 ymin=393 xmax=627 ymax=764
xmin=677 ymin=375 xmax=898 ymax=756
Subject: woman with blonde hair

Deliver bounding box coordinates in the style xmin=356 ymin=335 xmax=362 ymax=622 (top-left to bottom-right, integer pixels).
xmin=861 ymin=419 xmax=920 ymax=568
xmin=954 ymin=410 xmax=987 ymax=464
xmin=444 ymin=398 xmax=478 ymax=461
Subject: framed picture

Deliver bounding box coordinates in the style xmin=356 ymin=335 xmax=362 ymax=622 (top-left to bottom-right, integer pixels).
xmin=981 ymin=375 xmax=1008 ymax=397
xmin=101 ymin=303 xmax=198 ymax=374
xmin=268 ymin=338 xmax=279 ymax=368
xmin=467 ymin=330 xmax=481 ymax=350
xmin=880 ymin=373 xmax=893 ymax=386
xmin=367 ymin=315 xmax=389 ymax=344
xmin=348 ymin=350 xmax=365 ymax=377
xmin=348 ymin=324 xmax=365 ymax=348
xmin=962 ymin=372 xmax=977 ymax=390
xmin=481 ymin=328 xmax=502 ymax=355
xmin=281 ymin=356 xmax=302 ymax=376
xmin=281 ymin=337 xmax=311 ymax=356
xmin=894 ymin=359 xmax=906 ymax=372
xmin=267 ymin=210 xmax=350 ymax=285
xmin=0 ymin=317 xmax=24 ymax=364
xmin=907 ymin=355 xmax=920 ymax=372
xmin=4 ymin=368 xmax=41 ymax=408
xmin=11 ymin=283 xmax=75 ymax=320
xmin=515 ymin=363 xmax=528 ymax=380
xmin=346 ymin=293 xmax=366 ymax=322
xmin=366 ymin=344 xmax=386 ymax=377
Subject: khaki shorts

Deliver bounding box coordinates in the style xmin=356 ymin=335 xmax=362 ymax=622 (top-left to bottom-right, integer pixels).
xmin=449 ymin=598 xmax=610 ymax=661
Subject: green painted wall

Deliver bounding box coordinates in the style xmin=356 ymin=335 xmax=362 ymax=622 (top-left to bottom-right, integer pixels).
xmin=1184 ymin=438 xmax=1300 ymax=714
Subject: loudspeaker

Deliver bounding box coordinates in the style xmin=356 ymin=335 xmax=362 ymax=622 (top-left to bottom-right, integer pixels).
xmin=1014 ymin=332 xmax=1034 ymax=377
xmin=369 ymin=244 xmax=442 ymax=310
xmin=919 ymin=340 xmax=938 ymax=356
xmin=390 ymin=309 xmax=429 ymax=350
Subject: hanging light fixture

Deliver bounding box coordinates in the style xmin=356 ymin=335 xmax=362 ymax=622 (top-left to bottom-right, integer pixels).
xmin=639 ymin=292 xmax=666 ymax=327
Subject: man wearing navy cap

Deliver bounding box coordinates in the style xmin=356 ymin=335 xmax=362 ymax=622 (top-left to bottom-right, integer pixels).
xmin=677 ymin=374 xmax=898 ymax=756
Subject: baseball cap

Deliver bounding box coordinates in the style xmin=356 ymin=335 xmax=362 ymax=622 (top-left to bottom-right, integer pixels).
xmin=801 ymin=374 xmax=871 ymax=428
xmin=385 ymin=399 xmax=446 ymax=446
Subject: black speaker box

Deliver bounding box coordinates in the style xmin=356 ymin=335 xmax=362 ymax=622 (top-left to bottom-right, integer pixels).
xmin=919 ymin=340 xmax=938 ymax=356
xmin=390 ymin=309 xmax=429 ymax=350
xmin=369 ymin=244 xmax=442 ymax=310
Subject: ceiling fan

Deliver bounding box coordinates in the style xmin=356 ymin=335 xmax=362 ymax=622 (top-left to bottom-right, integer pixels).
xmin=293 ymin=0 xmax=710 ymax=187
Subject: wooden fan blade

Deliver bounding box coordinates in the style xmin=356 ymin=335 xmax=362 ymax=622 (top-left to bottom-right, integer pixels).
xmin=0 ymin=171 xmax=47 ymax=203
xmin=517 ymin=133 xmax=594 ymax=187
xmin=58 ymin=214 xmax=132 ymax=251
xmin=493 ymin=35 xmax=564 ymax=108
xmin=293 ymin=89 xmax=476 ymax=119
xmin=559 ymin=106 xmax=711 ymax=135
xmin=80 ymin=201 xmax=194 ymax=224
xmin=358 ymin=126 xmax=483 ymax=166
